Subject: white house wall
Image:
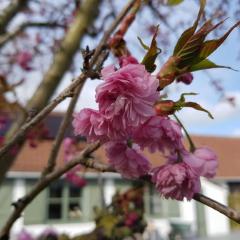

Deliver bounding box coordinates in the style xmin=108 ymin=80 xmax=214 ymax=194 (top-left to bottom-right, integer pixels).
xmin=11 ymin=179 xmax=26 ymax=236
xmin=201 ymin=179 xmax=230 ymax=236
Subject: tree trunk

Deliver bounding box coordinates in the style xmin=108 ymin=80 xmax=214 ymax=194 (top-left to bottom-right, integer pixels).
xmin=0 ymin=0 xmax=28 ymax=34
xmin=0 ymin=0 xmax=102 ymax=186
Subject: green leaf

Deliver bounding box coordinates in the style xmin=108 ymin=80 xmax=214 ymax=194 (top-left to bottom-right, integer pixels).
xmin=140 ymin=26 xmax=161 ymax=73
xmin=179 ymin=92 xmax=197 ymax=103
xmin=137 ymin=36 xmax=149 ymax=50
xmin=183 ymin=102 xmax=214 ymax=119
xmin=173 ymin=0 xmax=206 ymax=55
xmin=190 ymin=59 xmax=235 ymax=72
xmin=167 ymin=0 xmax=184 ymax=6
xmin=197 ymin=21 xmax=240 ymax=61
xmin=173 ymin=93 xmax=213 ymax=119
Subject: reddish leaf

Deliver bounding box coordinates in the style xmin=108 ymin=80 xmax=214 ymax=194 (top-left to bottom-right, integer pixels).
xmin=173 ymin=0 xmax=206 ymax=56
xmin=197 ymin=21 xmax=240 ymax=61
xmin=184 ymin=102 xmax=214 ymax=119
xmin=139 ymin=26 xmax=161 ymax=72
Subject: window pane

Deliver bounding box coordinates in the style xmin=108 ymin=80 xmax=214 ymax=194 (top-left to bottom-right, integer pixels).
xmin=151 ymin=196 xmax=162 ymax=214
xmin=48 ymin=203 xmax=62 ymax=219
xmin=49 ymin=181 xmax=62 ymax=198
xmin=68 ymin=202 xmax=82 ymax=219
xmin=69 ymin=184 xmax=81 ymax=198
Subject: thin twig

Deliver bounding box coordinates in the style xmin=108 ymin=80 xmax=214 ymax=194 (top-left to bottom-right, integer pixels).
xmin=174 ymin=113 xmax=196 ymax=152
xmin=78 ymin=160 xmax=240 ymax=225
xmin=42 ymin=49 xmax=109 ymax=176
xmin=41 ymin=85 xmax=82 ymax=176
xmin=0 ymin=141 xmax=101 ymax=240
xmin=0 ymin=21 xmax=65 ymax=48
xmin=193 ymin=193 xmax=240 ymax=224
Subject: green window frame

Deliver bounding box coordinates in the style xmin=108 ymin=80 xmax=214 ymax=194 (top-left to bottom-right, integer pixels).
xmin=145 ymin=184 xmax=180 ymax=218
xmin=46 ymin=179 xmax=101 ymax=223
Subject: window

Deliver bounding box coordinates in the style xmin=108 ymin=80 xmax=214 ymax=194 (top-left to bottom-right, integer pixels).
xmin=47 ymin=180 xmax=84 ymax=221
xmin=145 ymin=185 xmax=180 ymax=218
xmin=47 ymin=179 xmax=101 ymax=222
xmin=48 ymin=180 xmax=63 ymax=220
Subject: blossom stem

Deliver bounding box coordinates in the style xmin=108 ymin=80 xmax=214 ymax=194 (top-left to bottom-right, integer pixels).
xmin=173 ymin=113 xmax=196 ymax=152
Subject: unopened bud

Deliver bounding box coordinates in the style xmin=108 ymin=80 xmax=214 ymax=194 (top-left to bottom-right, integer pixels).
xmin=176 ymin=72 xmax=193 ymax=85
xmin=155 ymin=100 xmax=175 ymax=116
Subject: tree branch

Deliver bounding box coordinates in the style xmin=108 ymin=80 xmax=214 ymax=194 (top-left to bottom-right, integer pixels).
xmin=41 ymin=48 xmax=108 ymax=176
xmin=193 ymin=193 xmax=240 ymax=224
xmin=0 ymin=0 xmax=28 ymax=34
xmin=76 ymin=160 xmax=240 ymax=225
xmin=0 ymin=21 xmax=65 ymax=48
xmin=41 ymin=85 xmax=83 ymax=177
xmin=0 ymin=141 xmax=101 ymax=240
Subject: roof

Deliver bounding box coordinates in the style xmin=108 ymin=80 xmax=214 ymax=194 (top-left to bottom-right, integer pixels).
xmin=0 ymin=112 xmax=74 ymax=139
xmin=10 ymin=135 xmax=240 ymax=180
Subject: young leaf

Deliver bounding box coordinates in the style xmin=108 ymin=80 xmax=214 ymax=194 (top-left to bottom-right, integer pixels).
xmin=197 ymin=21 xmax=240 ymax=61
xmin=176 ymin=18 xmax=227 ymax=68
xmin=190 ymin=59 xmax=235 ymax=72
xmin=179 ymin=92 xmax=198 ymax=103
xmin=140 ymin=26 xmax=161 ymax=73
xmin=167 ymin=0 xmax=184 ymax=6
xmin=173 ymin=0 xmax=206 ymax=55
xmin=183 ymin=102 xmax=214 ymax=119
xmin=137 ymin=36 xmax=149 ymax=50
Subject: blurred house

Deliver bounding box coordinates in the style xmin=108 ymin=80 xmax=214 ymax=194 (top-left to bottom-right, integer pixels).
xmin=0 ymin=113 xmax=240 ymax=239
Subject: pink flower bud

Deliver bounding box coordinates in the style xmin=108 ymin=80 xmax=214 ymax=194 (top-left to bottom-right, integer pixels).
xmin=176 ymin=72 xmax=193 ymax=85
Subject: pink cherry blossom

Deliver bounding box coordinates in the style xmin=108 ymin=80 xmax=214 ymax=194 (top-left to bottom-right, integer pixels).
xmin=119 ymin=56 xmax=138 ymax=67
xmin=176 ymin=72 xmax=193 ymax=85
xmin=0 ymin=115 xmax=6 ymax=130
xmin=63 ymin=138 xmax=80 ymax=168
xmin=133 ymin=116 xmax=183 ymax=153
xmin=73 ymin=109 xmax=108 ymax=143
xmin=39 ymin=228 xmax=58 ymax=239
xmin=96 ymin=62 xmax=159 ymax=130
xmin=194 ymin=147 xmax=218 ymax=178
xmin=63 ymin=138 xmax=86 ymax=187
xmin=125 ymin=212 xmax=139 ymax=227
xmin=105 ymin=141 xmax=151 ymax=179
xmin=73 ymin=108 xmax=127 ymax=142
xmin=17 ymin=229 xmax=33 ymax=240
xmin=151 ymin=162 xmax=201 ymax=201
xmin=15 ymin=51 xmax=33 ymax=71
xmin=183 ymin=147 xmax=218 ymax=178
xmin=65 ymin=172 xmax=86 ymax=187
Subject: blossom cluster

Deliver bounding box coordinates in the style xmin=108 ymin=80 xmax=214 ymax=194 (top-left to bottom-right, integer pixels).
xmin=63 ymin=138 xmax=86 ymax=187
xmin=72 ymin=56 xmax=218 ymax=201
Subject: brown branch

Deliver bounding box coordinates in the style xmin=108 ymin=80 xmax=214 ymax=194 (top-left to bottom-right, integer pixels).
xmin=59 ymin=156 xmax=240 ymax=225
xmin=193 ymin=193 xmax=240 ymax=224
xmin=0 ymin=141 xmax=101 ymax=240
xmin=148 ymin=1 xmax=175 ymax=32
xmin=41 ymin=85 xmax=83 ymax=176
xmin=41 ymin=49 xmax=109 ymax=176
xmin=79 ymin=160 xmax=240 ymax=225
xmin=0 ymin=21 xmax=65 ymax=48
xmin=0 ymin=0 xmax=28 ymax=34
xmin=5 ymin=0 xmax=102 ymax=142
